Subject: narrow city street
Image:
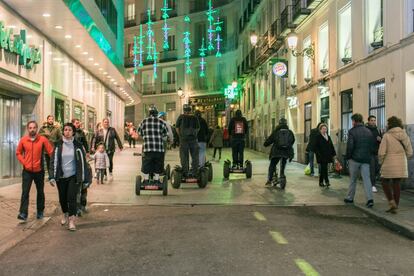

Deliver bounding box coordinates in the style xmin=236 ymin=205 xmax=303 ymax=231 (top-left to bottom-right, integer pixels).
xmin=1 ymin=147 xmax=413 ymax=275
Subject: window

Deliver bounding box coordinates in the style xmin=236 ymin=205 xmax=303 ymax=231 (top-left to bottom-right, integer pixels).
xmin=168 ymin=0 xmax=176 ymax=10
xmin=127 ymin=42 xmax=134 ymax=57
xmin=320 ymin=96 xmax=330 ymax=131
xmin=166 ymin=71 xmax=176 ymax=84
xmin=318 ymin=22 xmax=329 ymax=72
xmin=281 ymin=78 xmax=286 ymax=96
xmin=366 ymin=0 xmax=383 ymax=50
xmin=95 ymin=0 xmax=118 ymax=37
xmin=303 ymin=36 xmax=312 ymax=80
xmin=247 ymin=87 xmax=251 ymax=111
xmin=341 ymin=90 xmax=353 ymax=142
xmin=168 ymin=35 xmax=176 ymax=50
xmin=338 ymin=3 xmax=352 ymax=63
xmin=304 ymin=102 xmax=312 ymax=143
xmin=126 ymin=3 xmax=135 ymax=20
xmin=369 ymin=79 xmax=386 ymax=132
xmin=194 ymin=22 xmax=207 ymax=52
xmin=146 ymin=0 xmax=155 ymax=11
xmin=252 ymin=83 xmax=256 ymax=109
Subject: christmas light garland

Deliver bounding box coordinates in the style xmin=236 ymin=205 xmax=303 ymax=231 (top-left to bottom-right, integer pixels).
xmin=199 ymin=38 xmax=207 ymax=77
xmin=161 ymin=0 xmax=171 ymax=50
xmin=183 ymin=16 xmax=192 ymax=74
xmin=146 ymin=9 xmax=154 ymax=60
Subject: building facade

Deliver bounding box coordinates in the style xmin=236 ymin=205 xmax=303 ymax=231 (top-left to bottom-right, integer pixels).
xmin=236 ymin=0 xmax=414 ymax=188
xmin=0 ymin=0 xmax=139 ymax=180
xmin=124 ymin=0 xmax=239 ymax=126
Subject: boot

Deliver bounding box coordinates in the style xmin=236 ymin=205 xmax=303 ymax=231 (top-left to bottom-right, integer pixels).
xmin=386 ymin=200 xmax=397 ymax=214
xmin=61 ymin=213 xmax=68 ymax=226
xmin=68 ymin=215 xmax=77 ymax=231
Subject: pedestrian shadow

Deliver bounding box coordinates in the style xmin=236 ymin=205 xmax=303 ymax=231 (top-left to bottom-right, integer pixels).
xmin=77 ymin=219 xmax=135 ymax=229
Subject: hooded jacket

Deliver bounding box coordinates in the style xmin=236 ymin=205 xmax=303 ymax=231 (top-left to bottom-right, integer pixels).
xmin=345 ymin=123 xmax=375 ymax=163
xmin=378 ymin=127 xmax=413 ymax=178
xmin=16 ymin=135 xmax=54 ymax=173
xmin=39 ymin=122 xmax=62 ymax=144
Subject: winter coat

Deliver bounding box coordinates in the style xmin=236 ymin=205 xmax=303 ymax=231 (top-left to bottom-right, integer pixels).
xmin=49 ymin=139 xmax=90 ymax=184
xmin=74 ymin=128 xmax=89 ymax=153
xmin=209 ymin=128 xmax=224 ymax=148
xmin=91 ymin=127 xmax=123 ymax=153
xmin=16 ymin=135 xmax=54 ymax=173
xmin=306 ymin=128 xmax=319 ymax=152
xmin=378 ymin=127 xmax=413 ymax=179
xmin=39 ymin=122 xmax=62 ymax=144
xmin=345 ymin=123 xmax=375 ymax=164
xmin=228 ymin=116 xmax=248 ymax=140
xmin=366 ymin=124 xmax=382 ymax=154
xmin=92 ymin=151 xmax=110 ymax=169
xmin=314 ymin=133 xmax=336 ymax=164
xmin=264 ymin=125 xmax=295 ymax=160
xmin=196 ymin=116 xmax=209 ymax=143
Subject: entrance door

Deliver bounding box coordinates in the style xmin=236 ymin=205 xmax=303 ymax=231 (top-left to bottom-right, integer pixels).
xmin=0 ymin=96 xmax=21 ymax=178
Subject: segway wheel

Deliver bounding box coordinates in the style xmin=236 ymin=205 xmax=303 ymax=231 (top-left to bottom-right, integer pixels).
xmin=223 ymin=161 xmax=230 ymax=179
xmin=171 ymin=170 xmax=182 ymax=189
xmin=165 ymin=164 xmax=171 ymax=180
xmin=198 ymin=168 xmax=208 ymax=188
xmin=245 ymin=161 xmax=252 ymax=179
xmin=206 ymin=162 xmax=213 ymax=182
xmin=135 ymin=175 xmax=141 ymax=196
xmin=280 ymin=177 xmax=286 ymax=190
xmin=162 ymin=176 xmax=168 ymax=196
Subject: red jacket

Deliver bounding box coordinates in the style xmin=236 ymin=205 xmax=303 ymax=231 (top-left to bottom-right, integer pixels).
xmin=16 ymin=135 xmax=54 ymax=173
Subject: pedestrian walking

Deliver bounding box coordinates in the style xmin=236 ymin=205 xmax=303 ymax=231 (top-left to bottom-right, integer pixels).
xmin=344 ymin=113 xmax=375 ymax=208
xmin=16 ymin=121 xmax=54 ymax=221
xmin=39 ymin=115 xmax=61 ymax=171
xmin=313 ymin=123 xmax=336 ymax=188
xmin=378 ymin=116 xmax=413 ymax=214
xmin=195 ymin=110 xmax=209 ymax=167
xmin=128 ymin=123 xmax=138 ymax=148
xmin=91 ymin=118 xmax=123 ymax=180
xmin=49 ymin=123 xmax=90 ymax=231
xmin=264 ymin=118 xmax=295 ymax=188
xmin=209 ymin=125 xmax=224 ymax=160
xmin=91 ymin=143 xmax=110 ymax=184
xmin=223 ymin=127 xmax=229 ymax=148
xmin=305 ymin=122 xmax=323 ymax=177
xmin=366 ymin=115 xmax=383 ymax=193
xmin=228 ymin=110 xmax=249 ymax=168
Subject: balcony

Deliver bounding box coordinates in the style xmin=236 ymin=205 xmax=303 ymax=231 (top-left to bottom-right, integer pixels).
xmin=159 ymin=50 xmax=178 ymax=63
xmin=189 ymin=0 xmax=232 ymax=13
xmin=160 ymin=9 xmax=178 ymax=19
xmin=281 ymin=5 xmax=295 ymax=36
xmin=124 ymin=56 xmax=134 ymax=68
xmin=142 ymin=84 xmax=156 ymax=95
xmin=306 ymin=0 xmax=324 ymax=9
xmin=256 ymin=31 xmax=274 ymax=65
xmin=140 ymin=11 xmax=156 ymax=24
xmin=293 ymin=0 xmax=311 ymax=25
xmin=124 ymin=17 xmax=136 ymax=28
xmin=161 ymin=82 xmax=177 ymax=94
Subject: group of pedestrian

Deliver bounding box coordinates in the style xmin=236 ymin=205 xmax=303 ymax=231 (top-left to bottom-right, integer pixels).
xmin=16 ymin=115 xmax=123 ymax=231
xmin=125 ymin=122 xmax=138 ymax=148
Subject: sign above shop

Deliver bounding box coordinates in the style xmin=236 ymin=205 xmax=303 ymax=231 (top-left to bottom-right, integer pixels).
xmin=272 ymin=59 xmax=288 ymax=78
xmin=0 ymin=21 xmax=41 ymax=69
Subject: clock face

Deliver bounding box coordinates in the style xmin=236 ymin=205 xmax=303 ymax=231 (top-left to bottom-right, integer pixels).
xmin=273 ymin=62 xmax=288 ymax=77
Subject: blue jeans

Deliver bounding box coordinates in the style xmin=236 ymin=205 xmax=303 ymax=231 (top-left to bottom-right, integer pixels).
xmin=308 ymin=151 xmax=315 ymax=174
xmin=346 ymin=159 xmax=373 ymax=201
xmin=180 ymin=140 xmax=199 ymax=176
xmin=198 ymin=142 xmax=207 ymax=167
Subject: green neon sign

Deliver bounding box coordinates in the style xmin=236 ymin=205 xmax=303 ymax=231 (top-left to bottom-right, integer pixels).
xmin=0 ymin=21 xmax=41 ymax=69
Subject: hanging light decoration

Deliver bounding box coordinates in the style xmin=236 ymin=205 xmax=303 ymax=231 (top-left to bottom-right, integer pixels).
xmin=161 ymin=0 xmax=171 ymax=50
xmin=183 ymin=16 xmax=192 ymax=74
xmin=146 ymin=9 xmax=154 ymax=60
xmin=138 ymin=24 xmax=144 ymax=67
xmin=133 ymin=36 xmax=138 ymax=75
xmin=206 ymin=0 xmax=216 ymax=51
xmin=153 ymin=40 xmax=158 ymax=79
xmin=214 ymin=16 xmax=223 ymax=58
xmin=199 ymin=38 xmax=207 ymax=77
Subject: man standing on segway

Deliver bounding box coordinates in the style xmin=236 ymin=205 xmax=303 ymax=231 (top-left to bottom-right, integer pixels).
xmin=137 ymin=105 xmax=168 ymax=183
xmin=228 ymin=110 xmax=248 ymax=169
xmin=195 ymin=110 xmax=209 ymax=168
xmin=176 ymin=104 xmax=200 ymax=179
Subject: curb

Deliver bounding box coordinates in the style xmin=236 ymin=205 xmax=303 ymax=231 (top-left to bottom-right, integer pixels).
xmin=354 ymin=204 xmax=414 ymax=240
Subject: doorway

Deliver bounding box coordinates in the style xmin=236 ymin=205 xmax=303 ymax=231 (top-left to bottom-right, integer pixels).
xmin=0 ymin=96 xmax=21 ymax=178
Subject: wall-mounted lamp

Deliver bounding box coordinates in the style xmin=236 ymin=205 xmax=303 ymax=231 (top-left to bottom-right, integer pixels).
xmin=177 ymin=87 xmax=184 ymax=98
xmin=286 ymin=31 xmax=315 ymax=62
xmin=250 ymin=31 xmax=258 ymax=47
xmin=232 ymin=79 xmax=238 ymax=88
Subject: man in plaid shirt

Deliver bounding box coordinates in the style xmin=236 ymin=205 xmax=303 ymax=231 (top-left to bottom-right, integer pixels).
xmin=137 ymin=106 xmax=168 ymax=182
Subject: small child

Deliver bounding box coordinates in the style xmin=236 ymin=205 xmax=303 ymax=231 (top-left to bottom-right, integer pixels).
xmin=91 ymin=143 xmax=110 ymax=184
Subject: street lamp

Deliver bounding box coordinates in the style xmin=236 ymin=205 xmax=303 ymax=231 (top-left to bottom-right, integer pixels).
xmin=232 ymin=79 xmax=238 ymax=88
xmin=286 ymin=30 xmax=315 ymax=62
xmin=177 ymin=87 xmax=184 ymax=98
xmin=250 ymin=31 xmax=258 ymax=47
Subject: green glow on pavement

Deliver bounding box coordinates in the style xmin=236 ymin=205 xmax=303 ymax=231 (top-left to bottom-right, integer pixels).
xmin=253 ymin=211 xmax=266 ymax=221
xmin=295 ymin=259 xmax=320 ymax=276
xmin=269 ymin=231 xmax=288 ymax=244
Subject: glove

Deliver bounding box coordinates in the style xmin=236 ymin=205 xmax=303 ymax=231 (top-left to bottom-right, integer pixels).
xmin=49 ymin=179 xmax=56 ymax=187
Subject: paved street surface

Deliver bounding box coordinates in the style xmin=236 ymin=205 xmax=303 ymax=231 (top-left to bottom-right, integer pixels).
xmin=1 ymin=146 xmax=414 ymax=275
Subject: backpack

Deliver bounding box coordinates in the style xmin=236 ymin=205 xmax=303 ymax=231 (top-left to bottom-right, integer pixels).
xmin=234 ymin=120 xmax=245 ymax=135
xmin=276 ymin=129 xmax=291 ymax=149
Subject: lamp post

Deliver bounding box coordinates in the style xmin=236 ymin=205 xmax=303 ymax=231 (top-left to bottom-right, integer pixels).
xmin=286 ymin=30 xmax=315 ymax=62
xmin=177 ymin=87 xmax=185 ymax=109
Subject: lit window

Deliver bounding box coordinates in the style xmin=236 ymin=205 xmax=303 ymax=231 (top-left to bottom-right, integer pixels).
xmin=338 ymin=3 xmax=352 ymax=64
xmin=318 ymin=22 xmax=329 ymax=73
xmin=369 ymin=79 xmax=386 ymax=132
xmin=303 ymin=36 xmax=312 ymax=80
xmin=366 ymin=0 xmax=383 ymax=50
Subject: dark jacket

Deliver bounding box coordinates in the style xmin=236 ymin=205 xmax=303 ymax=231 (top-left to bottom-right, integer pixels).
xmin=228 ymin=116 xmax=248 ymax=140
xmin=264 ymin=125 xmax=295 ymax=160
xmin=91 ymin=127 xmax=123 ymax=153
xmin=366 ymin=124 xmax=382 ymax=154
xmin=49 ymin=139 xmax=90 ymax=184
xmin=196 ymin=116 xmax=209 ymax=143
xmin=74 ymin=128 xmax=89 ymax=153
xmin=176 ymin=114 xmax=200 ymax=142
xmin=306 ymin=128 xmax=319 ymax=152
xmin=345 ymin=123 xmax=374 ymax=163
xmin=314 ymin=133 xmax=336 ymax=164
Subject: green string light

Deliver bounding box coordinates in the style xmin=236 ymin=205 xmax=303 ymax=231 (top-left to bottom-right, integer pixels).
xmin=146 ymin=9 xmax=154 ymax=60
xmin=133 ymin=36 xmax=138 ymax=74
xmin=153 ymin=40 xmax=158 ymax=79
xmin=206 ymin=0 xmax=216 ymax=51
xmin=199 ymin=37 xmax=207 ymax=78
xmin=214 ymin=16 xmax=223 ymax=58
xmin=161 ymin=0 xmax=171 ymax=50
xmin=183 ymin=16 xmax=192 ymax=74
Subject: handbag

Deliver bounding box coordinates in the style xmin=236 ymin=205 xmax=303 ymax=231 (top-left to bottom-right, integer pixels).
xmin=335 ymin=160 xmax=343 ymax=173
xmin=304 ymin=165 xmax=311 ymax=175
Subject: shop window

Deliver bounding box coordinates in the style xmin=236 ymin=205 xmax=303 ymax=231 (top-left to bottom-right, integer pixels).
xmin=303 ymin=36 xmax=312 ymax=81
xmin=341 ymin=90 xmax=353 ymax=142
xmin=369 ymin=79 xmax=386 ymax=132
xmin=366 ymin=0 xmax=383 ymax=50
xmin=304 ymin=102 xmax=312 ymax=143
xmin=338 ymin=3 xmax=352 ymax=65
xmin=318 ymin=22 xmax=329 ymax=73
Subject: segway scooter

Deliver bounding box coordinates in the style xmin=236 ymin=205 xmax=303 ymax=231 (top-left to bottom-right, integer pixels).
xmin=223 ymin=160 xmax=252 ymax=179
xmin=205 ymin=161 xmax=213 ymax=182
xmin=135 ymin=165 xmax=169 ymax=196
xmin=171 ymin=166 xmax=209 ymax=189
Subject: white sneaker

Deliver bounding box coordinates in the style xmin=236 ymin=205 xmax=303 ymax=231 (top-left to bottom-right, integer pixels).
xmin=372 ymin=186 xmax=378 ymax=193
xmin=109 ymin=173 xmax=113 ymax=180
